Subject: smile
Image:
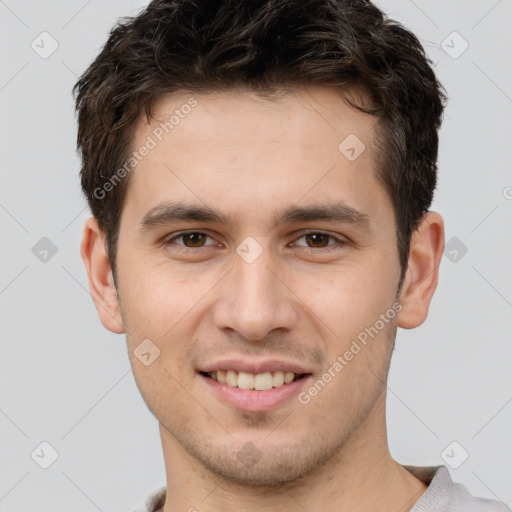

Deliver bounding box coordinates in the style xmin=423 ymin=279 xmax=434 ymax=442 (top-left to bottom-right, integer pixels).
xmin=199 ymin=369 xmax=312 ymax=412
xmin=201 ymin=370 xmax=306 ymax=390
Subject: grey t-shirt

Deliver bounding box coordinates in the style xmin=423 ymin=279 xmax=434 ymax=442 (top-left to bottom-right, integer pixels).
xmin=133 ymin=465 xmax=510 ymax=512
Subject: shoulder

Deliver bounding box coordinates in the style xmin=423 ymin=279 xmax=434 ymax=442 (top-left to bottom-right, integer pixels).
xmin=404 ymin=465 xmax=511 ymax=512
xmin=132 ymin=486 xmax=166 ymax=512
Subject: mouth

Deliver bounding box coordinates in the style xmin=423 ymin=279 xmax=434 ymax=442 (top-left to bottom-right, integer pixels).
xmin=198 ymin=366 xmax=313 ymax=412
xmin=200 ymin=370 xmax=308 ymax=391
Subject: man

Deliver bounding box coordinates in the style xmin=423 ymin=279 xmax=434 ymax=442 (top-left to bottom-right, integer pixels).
xmin=75 ymin=1 xmax=509 ymax=511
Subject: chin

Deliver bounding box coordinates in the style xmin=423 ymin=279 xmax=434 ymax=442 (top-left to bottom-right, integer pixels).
xmin=183 ymin=437 xmax=339 ymax=488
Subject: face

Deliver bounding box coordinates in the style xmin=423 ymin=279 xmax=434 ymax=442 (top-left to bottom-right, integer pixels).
xmin=108 ymin=85 xmax=405 ymax=484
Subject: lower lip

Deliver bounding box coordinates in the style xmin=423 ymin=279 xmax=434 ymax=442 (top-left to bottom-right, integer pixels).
xmin=199 ymin=374 xmax=312 ymax=412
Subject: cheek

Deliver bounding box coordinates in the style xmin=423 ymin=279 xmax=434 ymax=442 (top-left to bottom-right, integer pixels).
xmin=289 ymin=257 xmax=398 ymax=337
xmin=118 ymin=258 xmax=204 ymax=336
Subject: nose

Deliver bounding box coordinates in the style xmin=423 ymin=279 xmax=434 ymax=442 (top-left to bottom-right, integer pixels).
xmin=212 ymin=248 xmax=299 ymax=341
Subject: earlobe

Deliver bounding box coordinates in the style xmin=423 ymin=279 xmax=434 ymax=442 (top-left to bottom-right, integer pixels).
xmin=81 ymin=217 xmax=125 ymax=334
xmin=397 ymin=212 xmax=444 ymax=329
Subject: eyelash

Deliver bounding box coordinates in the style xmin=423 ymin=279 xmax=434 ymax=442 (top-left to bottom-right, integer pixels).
xmin=164 ymin=230 xmax=346 ymax=252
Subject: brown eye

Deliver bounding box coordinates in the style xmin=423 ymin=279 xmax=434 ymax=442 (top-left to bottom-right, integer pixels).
xmin=166 ymin=232 xmax=217 ymax=248
xmin=293 ymin=232 xmax=342 ymax=249
xmin=304 ymin=233 xmax=330 ymax=248
xmin=181 ymin=233 xmax=208 ymax=247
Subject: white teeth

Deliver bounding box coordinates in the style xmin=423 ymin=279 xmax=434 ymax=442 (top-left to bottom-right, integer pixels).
xmin=226 ymin=370 xmax=238 ymax=387
xmin=237 ymin=371 xmax=254 ymax=390
xmin=207 ymin=370 xmax=301 ymax=390
xmin=254 ymin=372 xmax=273 ymax=391
xmin=273 ymin=371 xmax=285 ymax=387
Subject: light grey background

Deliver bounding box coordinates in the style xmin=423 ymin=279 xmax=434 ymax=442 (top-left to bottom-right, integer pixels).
xmin=0 ymin=0 xmax=511 ymax=510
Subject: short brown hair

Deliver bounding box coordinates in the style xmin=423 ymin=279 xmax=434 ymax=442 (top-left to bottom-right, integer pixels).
xmin=74 ymin=0 xmax=446 ymax=283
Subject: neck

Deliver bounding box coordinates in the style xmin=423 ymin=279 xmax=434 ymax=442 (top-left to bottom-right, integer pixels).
xmin=158 ymin=396 xmax=427 ymax=512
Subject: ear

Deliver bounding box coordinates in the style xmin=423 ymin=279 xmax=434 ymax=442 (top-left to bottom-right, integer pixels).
xmin=397 ymin=212 xmax=444 ymax=329
xmin=80 ymin=217 xmax=124 ymax=334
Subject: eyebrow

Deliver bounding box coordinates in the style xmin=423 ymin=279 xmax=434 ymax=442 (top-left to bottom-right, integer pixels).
xmin=138 ymin=199 xmax=372 ymax=232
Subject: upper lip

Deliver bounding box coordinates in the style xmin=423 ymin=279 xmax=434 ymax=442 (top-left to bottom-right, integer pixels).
xmin=199 ymin=358 xmax=312 ymax=375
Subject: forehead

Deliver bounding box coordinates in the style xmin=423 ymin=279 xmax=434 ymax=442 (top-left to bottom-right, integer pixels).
xmin=143 ymin=85 xmax=377 ymax=151
xmin=122 ymin=85 xmax=391 ymax=230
